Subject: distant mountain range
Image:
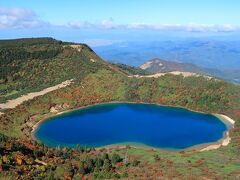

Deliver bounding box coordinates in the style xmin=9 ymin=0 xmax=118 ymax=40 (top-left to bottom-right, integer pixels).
xmin=93 ymin=40 xmax=240 ymax=69
xmin=140 ymin=58 xmax=240 ymax=83
xmin=140 ymin=58 xmax=205 ymax=73
xmin=93 ymin=40 xmax=240 ymax=83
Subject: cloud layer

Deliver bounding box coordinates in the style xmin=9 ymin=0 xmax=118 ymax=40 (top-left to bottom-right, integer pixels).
xmin=1 ymin=7 xmax=240 ymax=33
xmin=0 ymin=7 xmax=49 ymax=29
xmin=68 ymin=19 xmax=240 ymax=32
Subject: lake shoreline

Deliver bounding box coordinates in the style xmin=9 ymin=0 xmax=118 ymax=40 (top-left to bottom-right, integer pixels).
xmin=31 ymin=101 xmax=235 ymax=152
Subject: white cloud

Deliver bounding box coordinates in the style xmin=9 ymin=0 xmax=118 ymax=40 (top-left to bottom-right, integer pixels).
xmin=0 ymin=7 xmax=49 ymax=29
xmin=0 ymin=7 xmax=239 ymax=33
xmin=68 ymin=18 xmax=122 ymax=29
xmin=126 ymin=23 xmax=240 ymax=32
xmin=68 ymin=19 xmax=240 ymax=32
xmin=67 ymin=21 xmax=92 ymax=29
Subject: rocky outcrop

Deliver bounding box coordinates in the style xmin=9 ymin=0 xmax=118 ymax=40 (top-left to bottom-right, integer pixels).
xmin=50 ymin=103 xmax=70 ymax=113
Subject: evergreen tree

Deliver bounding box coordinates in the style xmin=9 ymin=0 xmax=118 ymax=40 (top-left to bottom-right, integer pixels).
xmin=46 ymin=170 xmax=55 ymax=180
xmin=86 ymin=158 xmax=94 ymax=172
xmin=102 ymin=153 xmax=109 ymax=160
xmin=95 ymin=158 xmax=104 ymax=169
xmin=78 ymin=162 xmax=86 ymax=175
xmin=66 ymin=163 xmax=73 ymax=173
xmin=103 ymin=159 xmax=112 ymax=171
xmin=111 ymin=153 xmax=121 ymax=164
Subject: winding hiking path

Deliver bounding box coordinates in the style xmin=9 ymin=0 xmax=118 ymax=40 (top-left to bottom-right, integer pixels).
xmin=128 ymin=71 xmax=212 ymax=79
xmin=0 ymin=79 xmax=73 ymax=111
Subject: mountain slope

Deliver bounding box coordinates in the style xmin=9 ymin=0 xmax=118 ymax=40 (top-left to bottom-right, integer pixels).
xmin=140 ymin=58 xmax=240 ymax=83
xmin=140 ymin=58 xmax=206 ymax=74
xmin=0 ymin=38 xmax=240 ymax=179
xmin=0 ymin=38 xmax=119 ymax=103
xmin=111 ymin=63 xmax=151 ymax=75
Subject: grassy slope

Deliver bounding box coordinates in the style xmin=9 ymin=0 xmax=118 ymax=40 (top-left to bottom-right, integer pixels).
xmin=111 ymin=63 xmax=151 ymax=75
xmin=1 ymin=69 xmax=240 ymax=178
xmin=0 ymin=38 xmax=240 ymax=179
xmin=0 ymin=38 xmax=114 ymax=103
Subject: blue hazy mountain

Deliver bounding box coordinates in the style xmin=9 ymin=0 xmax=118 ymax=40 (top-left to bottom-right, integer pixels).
xmin=139 ymin=58 xmax=240 ymax=83
xmin=93 ymin=40 xmax=240 ymax=83
xmin=93 ymin=40 xmax=240 ymax=69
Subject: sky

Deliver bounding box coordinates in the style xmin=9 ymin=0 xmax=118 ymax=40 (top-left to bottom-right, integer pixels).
xmin=0 ymin=0 xmax=240 ymax=45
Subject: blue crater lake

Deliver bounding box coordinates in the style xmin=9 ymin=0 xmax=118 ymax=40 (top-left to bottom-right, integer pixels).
xmin=34 ymin=103 xmax=227 ymax=150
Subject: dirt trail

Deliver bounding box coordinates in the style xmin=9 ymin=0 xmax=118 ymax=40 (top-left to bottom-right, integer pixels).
xmin=129 ymin=71 xmax=212 ymax=79
xmin=0 ymin=79 xmax=73 ymax=111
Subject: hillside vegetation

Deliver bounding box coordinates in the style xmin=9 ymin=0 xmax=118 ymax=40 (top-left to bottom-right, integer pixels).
xmin=0 ymin=38 xmax=114 ymax=103
xmin=0 ymin=38 xmax=240 ymax=179
xmin=111 ymin=63 xmax=151 ymax=75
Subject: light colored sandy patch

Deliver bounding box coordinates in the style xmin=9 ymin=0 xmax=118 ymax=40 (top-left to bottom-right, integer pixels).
xmin=50 ymin=103 xmax=70 ymax=114
xmin=200 ymin=114 xmax=235 ymax=152
xmin=171 ymin=71 xmax=213 ymax=79
xmin=0 ymin=79 xmax=73 ymax=110
xmin=221 ymin=132 xmax=231 ymax=146
xmin=169 ymin=71 xmax=212 ymax=79
xmin=140 ymin=61 xmax=153 ymax=70
xmin=50 ymin=106 xmax=58 ymax=113
xmin=170 ymin=71 xmax=198 ymax=77
xmin=35 ymin=159 xmax=47 ymax=166
xmin=200 ymin=132 xmax=231 ymax=152
xmin=63 ymin=44 xmax=82 ymax=52
xmin=0 ymin=112 xmax=4 ymax=116
xmin=128 ymin=71 xmax=213 ymax=79
xmin=200 ymin=144 xmax=221 ymax=152
xmin=90 ymin=58 xmax=96 ymax=62
xmin=128 ymin=73 xmax=165 ymax=78
xmin=217 ymin=114 xmax=235 ymax=125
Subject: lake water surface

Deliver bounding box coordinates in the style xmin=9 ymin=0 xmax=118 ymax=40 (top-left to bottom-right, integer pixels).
xmin=34 ymin=103 xmax=227 ymax=149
